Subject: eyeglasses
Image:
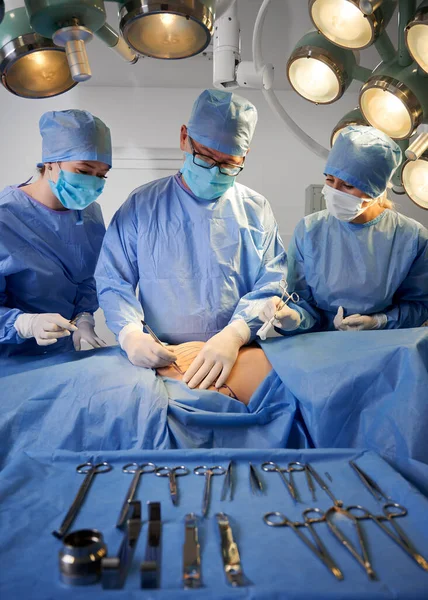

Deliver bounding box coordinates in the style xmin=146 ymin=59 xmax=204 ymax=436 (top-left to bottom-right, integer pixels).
xmin=189 ymin=137 xmax=245 ymax=177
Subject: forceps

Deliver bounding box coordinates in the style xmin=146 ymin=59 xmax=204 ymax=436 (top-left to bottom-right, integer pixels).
xmin=264 ymin=508 xmax=343 ymax=580
xmin=347 ymin=503 xmax=428 ymax=571
xmin=116 ymin=462 xmax=156 ymax=528
xmin=257 ymin=278 xmax=300 ymax=341
xmin=349 ymin=461 xmax=390 ymax=502
xmin=155 ymin=466 xmax=189 ymax=506
xmin=261 ymin=461 xmax=307 ymax=502
xmin=53 ymin=462 xmax=112 ymax=539
xmin=194 ymin=465 xmax=226 ymax=517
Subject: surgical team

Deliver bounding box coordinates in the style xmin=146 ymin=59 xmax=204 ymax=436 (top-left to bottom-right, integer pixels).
xmin=1 ymin=89 xmax=427 ymax=392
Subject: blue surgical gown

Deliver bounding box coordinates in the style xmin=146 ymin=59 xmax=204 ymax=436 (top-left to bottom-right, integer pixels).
xmin=0 ymin=186 xmax=105 ymax=356
xmin=96 ymin=174 xmax=296 ymax=344
xmin=287 ymin=209 xmax=428 ymax=331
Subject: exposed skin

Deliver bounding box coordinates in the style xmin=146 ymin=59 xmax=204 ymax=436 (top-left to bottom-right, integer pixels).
xmin=179 ymin=124 xmax=245 ymax=192
xmin=23 ymin=160 xmax=110 ymax=211
xmin=325 ymin=174 xmax=385 ymax=224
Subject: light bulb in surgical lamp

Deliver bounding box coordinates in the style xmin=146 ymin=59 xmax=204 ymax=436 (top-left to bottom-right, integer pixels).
xmin=359 ymin=76 xmax=423 ymax=139
xmin=406 ymin=1 xmax=428 ymax=74
xmin=119 ymin=0 xmax=215 ymax=59
xmin=309 ymin=0 xmax=379 ymax=49
xmin=0 ymin=8 xmax=76 ymax=98
xmin=402 ymin=156 xmax=428 ymax=209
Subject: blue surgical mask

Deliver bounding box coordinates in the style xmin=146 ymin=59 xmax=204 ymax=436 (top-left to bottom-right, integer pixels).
xmin=48 ymin=168 xmax=105 ymax=210
xmin=180 ymin=153 xmax=236 ymax=200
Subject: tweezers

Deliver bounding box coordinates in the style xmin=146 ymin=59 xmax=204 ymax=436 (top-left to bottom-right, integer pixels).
xmin=221 ymin=461 xmax=235 ymax=501
xmin=249 ymin=463 xmax=264 ymax=495
xmin=140 ymin=502 xmax=162 ymax=589
xmin=349 ymin=461 xmax=390 ymax=502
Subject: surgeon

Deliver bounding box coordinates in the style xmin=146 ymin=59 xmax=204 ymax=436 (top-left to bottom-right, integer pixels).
xmin=259 ymin=125 xmax=428 ymax=333
xmin=0 ymin=109 xmax=112 ymax=356
xmin=96 ymin=89 xmax=303 ymax=390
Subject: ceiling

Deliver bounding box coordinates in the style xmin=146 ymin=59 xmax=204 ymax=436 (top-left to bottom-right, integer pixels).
xmin=83 ymin=0 xmax=399 ymax=90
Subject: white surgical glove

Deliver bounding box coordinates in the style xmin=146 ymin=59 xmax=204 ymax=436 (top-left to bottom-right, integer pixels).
xmin=333 ymin=306 xmax=345 ymax=330
xmin=14 ymin=313 xmax=77 ymax=346
xmin=338 ymin=313 xmax=388 ymax=331
xmin=119 ymin=323 xmax=177 ymax=368
xmin=183 ymin=320 xmax=251 ymax=390
xmin=72 ymin=313 xmax=107 ymax=351
xmin=258 ymin=296 xmax=302 ymax=333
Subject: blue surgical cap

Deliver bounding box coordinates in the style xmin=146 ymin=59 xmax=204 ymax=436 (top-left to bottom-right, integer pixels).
xmin=324 ymin=125 xmax=402 ymax=198
xmin=187 ymin=89 xmax=257 ymax=157
xmin=38 ymin=109 xmax=112 ymax=168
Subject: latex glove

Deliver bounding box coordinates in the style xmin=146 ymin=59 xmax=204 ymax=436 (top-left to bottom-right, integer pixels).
xmin=333 ymin=306 xmax=345 ymax=330
xmin=72 ymin=313 xmax=107 ymax=351
xmin=338 ymin=313 xmax=387 ymax=331
xmin=258 ymin=296 xmax=301 ymax=335
xmin=183 ymin=320 xmax=251 ymax=390
xmin=14 ymin=313 xmax=77 ymax=346
xmin=119 ymin=323 xmax=177 ymax=368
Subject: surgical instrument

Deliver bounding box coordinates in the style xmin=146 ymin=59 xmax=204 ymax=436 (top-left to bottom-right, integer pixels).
xmin=347 ymin=504 xmax=428 ymax=571
xmin=141 ymin=319 xmax=183 ymax=375
xmin=249 ymin=462 xmax=264 ymax=495
xmin=216 ymin=513 xmax=249 ymax=587
xmin=194 ymin=465 xmax=226 ymax=518
xmin=257 ymin=278 xmax=300 ymax=341
xmin=52 ymin=462 xmax=112 ymax=539
xmin=261 ymin=461 xmax=307 ymax=503
xmin=116 ymin=462 xmax=156 ymax=528
xmin=140 ymin=502 xmax=162 ymax=589
xmin=155 ymin=465 xmax=189 ymax=506
xmin=263 ymin=508 xmax=343 ymax=580
xmin=183 ymin=513 xmax=202 ymax=589
xmin=221 ymin=460 xmax=235 ymax=502
xmin=306 ymin=463 xmax=343 ymax=506
xmin=102 ymin=501 xmax=142 ymax=589
xmin=59 ymin=529 xmax=107 ymax=586
xmin=349 ymin=461 xmax=390 ymax=502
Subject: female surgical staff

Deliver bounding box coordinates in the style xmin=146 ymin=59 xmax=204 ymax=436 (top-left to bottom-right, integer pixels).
xmin=0 ymin=109 xmax=112 ymax=356
xmin=259 ymin=125 xmax=428 ymax=333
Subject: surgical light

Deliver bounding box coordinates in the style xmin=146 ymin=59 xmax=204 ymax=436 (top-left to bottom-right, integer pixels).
xmin=330 ymin=108 xmax=367 ymax=145
xmin=119 ymin=0 xmax=215 ymax=59
xmin=287 ymin=31 xmax=357 ymax=104
xmin=359 ymin=69 xmax=425 ymax=139
xmin=0 ymin=7 xmax=75 ymax=98
xmin=309 ymin=0 xmax=381 ymax=49
xmin=405 ymin=0 xmax=428 ymax=74
xmin=402 ymin=155 xmax=428 ymax=209
xmin=0 ymin=1 xmax=4 ymax=26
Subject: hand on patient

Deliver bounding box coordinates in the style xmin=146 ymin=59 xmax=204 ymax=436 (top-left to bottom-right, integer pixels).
xmin=334 ymin=307 xmax=387 ymax=331
xmin=183 ymin=320 xmax=250 ymax=390
xmin=259 ymin=296 xmax=301 ymax=332
xmin=120 ymin=326 xmax=177 ymax=368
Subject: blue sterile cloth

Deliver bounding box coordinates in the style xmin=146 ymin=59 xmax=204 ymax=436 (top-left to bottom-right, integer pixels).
xmin=0 ymin=346 xmax=294 ymax=468
xmin=0 ymin=448 xmax=428 ymax=599
xmin=261 ymin=328 xmax=428 ymax=466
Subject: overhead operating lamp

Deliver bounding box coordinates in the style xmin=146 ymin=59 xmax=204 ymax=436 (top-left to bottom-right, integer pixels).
xmin=0 ymin=6 xmax=76 ymax=97
xmin=308 ymin=0 xmax=396 ymax=50
xmin=359 ymin=60 xmax=427 ymax=139
xmin=406 ymin=0 xmax=428 ymax=73
xmin=0 ymin=1 xmax=4 ymax=25
xmin=286 ymin=30 xmax=368 ymax=104
xmin=402 ymin=153 xmax=428 ymax=208
xmin=119 ymin=0 xmax=216 ymax=59
xmin=330 ymin=108 xmax=367 ymax=145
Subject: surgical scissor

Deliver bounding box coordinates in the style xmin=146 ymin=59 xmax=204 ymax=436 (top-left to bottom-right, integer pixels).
xmin=116 ymin=462 xmax=156 ymax=528
xmin=264 ymin=508 xmax=343 ymax=580
xmin=347 ymin=503 xmax=428 ymax=571
xmin=53 ymin=462 xmax=112 ymax=539
xmin=155 ymin=465 xmax=189 ymax=506
xmin=261 ymin=461 xmax=308 ymax=502
xmin=257 ymin=278 xmax=300 ymax=341
xmin=194 ymin=465 xmax=226 ymax=518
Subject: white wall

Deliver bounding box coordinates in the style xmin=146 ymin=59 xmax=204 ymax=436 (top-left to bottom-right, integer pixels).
xmin=2 ymin=85 xmax=427 ymax=246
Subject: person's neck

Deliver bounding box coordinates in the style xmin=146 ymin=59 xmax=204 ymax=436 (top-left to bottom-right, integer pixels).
xmin=352 ymin=202 xmax=385 ymax=224
xmin=23 ymin=176 xmax=67 ymax=211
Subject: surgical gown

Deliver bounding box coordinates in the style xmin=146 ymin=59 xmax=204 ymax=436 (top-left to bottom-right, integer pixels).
xmin=96 ymin=174 xmax=298 ymax=344
xmin=287 ymin=209 xmax=428 ymax=331
xmin=0 ymin=186 xmax=105 ymax=356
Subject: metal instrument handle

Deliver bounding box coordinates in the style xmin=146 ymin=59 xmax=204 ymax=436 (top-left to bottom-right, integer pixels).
xmin=216 ymin=513 xmax=246 ymax=587
xmin=183 ymin=513 xmax=202 ymax=589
